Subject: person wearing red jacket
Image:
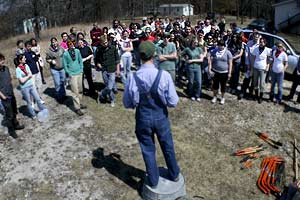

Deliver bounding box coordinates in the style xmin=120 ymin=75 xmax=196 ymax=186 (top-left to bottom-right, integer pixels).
xmin=90 ymin=23 xmax=102 ymax=64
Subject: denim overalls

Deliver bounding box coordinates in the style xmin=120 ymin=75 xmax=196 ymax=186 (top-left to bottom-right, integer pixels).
xmin=134 ymin=70 xmax=180 ymax=187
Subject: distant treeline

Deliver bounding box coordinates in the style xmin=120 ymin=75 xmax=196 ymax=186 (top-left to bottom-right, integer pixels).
xmin=0 ymin=0 xmax=276 ymax=39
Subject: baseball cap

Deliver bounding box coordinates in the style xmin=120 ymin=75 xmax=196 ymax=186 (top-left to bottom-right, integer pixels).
xmin=139 ymin=41 xmax=156 ymax=60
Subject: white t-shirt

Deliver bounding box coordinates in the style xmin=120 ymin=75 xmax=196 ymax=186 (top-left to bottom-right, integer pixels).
xmin=245 ymin=40 xmax=259 ymax=66
xmin=119 ymin=38 xmax=132 ymax=57
xmin=272 ymin=50 xmax=288 ymax=73
xmin=252 ymin=46 xmax=271 ymax=70
xmin=203 ymin=25 xmax=211 ymax=36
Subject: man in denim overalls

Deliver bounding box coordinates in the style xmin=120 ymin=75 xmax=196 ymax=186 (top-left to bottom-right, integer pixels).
xmin=123 ymin=41 xmax=180 ymax=188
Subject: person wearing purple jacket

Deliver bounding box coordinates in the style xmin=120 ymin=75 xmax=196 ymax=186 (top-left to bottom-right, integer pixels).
xmin=123 ymin=41 xmax=180 ymax=188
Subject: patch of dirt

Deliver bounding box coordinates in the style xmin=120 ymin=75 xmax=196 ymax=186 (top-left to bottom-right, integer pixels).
xmin=1 ymin=74 xmax=300 ymax=200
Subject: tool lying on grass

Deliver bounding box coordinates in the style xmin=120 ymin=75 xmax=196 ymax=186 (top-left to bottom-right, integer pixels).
xmin=232 ymin=144 xmax=266 ymax=156
xmin=257 ymin=156 xmax=285 ymax=195
xmin=255 ymin=132 xmax=283 ymax=149
xmin=240 ymin=153 xmax=260 ymax=170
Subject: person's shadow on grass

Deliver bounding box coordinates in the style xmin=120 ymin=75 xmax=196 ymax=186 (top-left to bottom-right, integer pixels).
xmin=91 ymin=147 xmax=145 ymax=196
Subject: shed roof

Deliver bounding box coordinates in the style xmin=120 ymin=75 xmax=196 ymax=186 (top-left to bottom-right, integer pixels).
xmin=159 ymin=4 xmax=194 ymax=8
xmin=272 ymin=0 xmax=295 ymax=7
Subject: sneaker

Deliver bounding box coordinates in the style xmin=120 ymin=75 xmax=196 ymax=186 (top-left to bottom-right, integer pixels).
xmin=97 ymin=95 xmax=106 ymax=104
xmin=32 ymin=116 xmax=37 ymax=120
xmin=196 ymin=98 xmax=201 ymax=102
xmin=76 ymin=109 xmax=84 ymax=116
xmin=40 ymin=100 xmax=45 ymax=104
xmin=220 ymin=97 xmax=225 ymax=105
xmin=191 ymin=97 xmax=195 ymax=101
xmin=238 ymin=93 xmax=243 ymax=100
xmin=80 ymin=104 xmax=87 ymax=109
xmin=31 ymin=102 xmax=35 ymax=109
xmin=9 ymin=130 xmax=18 ymax=139
xmin=111 ymin=102 xmax=115 ymax=107
xmin=211 ymin=96 xmax=217 ymax=104
xmin=173 ymin=176 xmax=180 ymax=182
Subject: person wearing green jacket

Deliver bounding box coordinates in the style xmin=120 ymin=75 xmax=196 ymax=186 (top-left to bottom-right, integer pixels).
xmin=62 ymin=39 xmax=86 ymax=116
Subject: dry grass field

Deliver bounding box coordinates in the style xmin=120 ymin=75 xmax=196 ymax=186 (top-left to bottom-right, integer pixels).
xmin=0 ymin=16 xmax=300 ymax=200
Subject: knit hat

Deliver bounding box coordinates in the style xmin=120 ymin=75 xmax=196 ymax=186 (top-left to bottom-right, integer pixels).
xmin=139 ymin=41 xmax=156 ymax=60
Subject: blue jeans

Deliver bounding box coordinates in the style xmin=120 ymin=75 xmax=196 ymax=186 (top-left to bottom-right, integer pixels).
xmin=101 ymin=71 xmax=116 ymax=102
xmin=270 ymin=71 xmax=284 ymax=101
xmin=253 ymin=68 xmax=266 ymax=93
xmin=121 ymin=55 xmax=132 ymax=78
xmin=188 ymin=67 xmax=202 ymax=98
xmin=230 ymin=62 xmax=241 ymax=90
xmin=136 ymin=117 xmax=180 ymax=187
xmin=21 ymin=85 xmax=45 ymax=117
xmin=50 ymin=68 xmax=66 ymax=100
xmin=0 ymin=100 xmax=4 ymax=112
xmin=133 ymin=49 xmax=141 ymax=67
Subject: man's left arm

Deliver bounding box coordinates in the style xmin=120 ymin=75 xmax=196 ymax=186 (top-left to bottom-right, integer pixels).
xmin=114 ymin=47 xmax=120 ymax=75
xmin=163 ymin=44 xmax=177 ymax=60
xmin=77 ymin=50 xmax=84 ymax=72
xmin=165 ymin=73 xmax=179 ymax=107
xmin=123 ymin=74 xmax=135 ymax=109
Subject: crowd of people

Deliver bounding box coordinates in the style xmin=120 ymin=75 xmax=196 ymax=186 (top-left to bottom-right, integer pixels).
xmin=0 ymin=15 xmax=300 ymax=139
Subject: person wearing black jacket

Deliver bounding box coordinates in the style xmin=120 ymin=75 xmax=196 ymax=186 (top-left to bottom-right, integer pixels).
xmin=77 ymin=39 xmax=96 ymax=97
xmin=287 ymin=58 xmax=300 ymax=103
xmin=0 ymin=53 xmax=24 ymax=138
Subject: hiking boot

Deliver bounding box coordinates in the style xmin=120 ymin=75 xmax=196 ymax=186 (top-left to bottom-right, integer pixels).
xmin=14 ymin=124 xmax=25 ymax=130
xmin=80 ymin=104 xmax=87 ymax=109
xmin=76 ymin=109 xmax=84 ymax=116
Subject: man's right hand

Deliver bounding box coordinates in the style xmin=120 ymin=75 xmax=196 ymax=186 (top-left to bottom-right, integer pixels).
xmin=97 ymin=63 xmax=102 ymax=70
